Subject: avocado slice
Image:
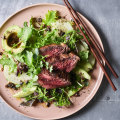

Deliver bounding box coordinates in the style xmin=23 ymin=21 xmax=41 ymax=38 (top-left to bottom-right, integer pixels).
xmin=79 ymin=62 xmax=93 ymax=72
xmin=75 ymin=68 xmax=91 ymax=80
xmin=13 ymin=86 xmax=37 ymax=98
xmin=88 ymin=53 xmax=95 ymax=66
xmin=67 ymin=86 xmax=83 ymax=97
xmin=2 ymin=25 xmax=26 ymax=54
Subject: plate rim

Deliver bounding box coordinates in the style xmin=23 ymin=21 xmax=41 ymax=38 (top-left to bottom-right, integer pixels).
xmin=0 ymin=3 xmax=104 ymax=120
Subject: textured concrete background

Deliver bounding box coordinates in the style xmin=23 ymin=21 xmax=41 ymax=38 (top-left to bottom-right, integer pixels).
xmin=0 ymin=0 xmax=120 ymax=120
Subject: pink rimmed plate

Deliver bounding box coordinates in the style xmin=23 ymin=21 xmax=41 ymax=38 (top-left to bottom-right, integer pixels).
xmin=0 ymin=3 xmax=104 ymax=120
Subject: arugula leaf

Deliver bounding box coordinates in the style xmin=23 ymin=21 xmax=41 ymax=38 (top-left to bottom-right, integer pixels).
xmin=25 ymin=28 xmax=43 ymax=48
xmin=55 ymin=93 xmax=71 ymax=107
xmin=65 ymin=30 xmax=83 ymax=50
xmin=50 ymin=89 xmax=71 ymax=107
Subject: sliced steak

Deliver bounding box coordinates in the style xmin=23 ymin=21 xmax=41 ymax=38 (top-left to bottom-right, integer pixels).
xmin=39 ymin=43 xmax=69 ymax=58
xmin=38 ymin=43 xmax=80 ymax=89
xmin=38 ymin=69 xmax=71 ymax=89
xmin=47 ymin=53 xmax=80 ymax=73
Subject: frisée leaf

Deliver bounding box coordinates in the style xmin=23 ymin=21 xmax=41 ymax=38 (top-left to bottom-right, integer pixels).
xmin=43 ymin=10 xmax=58 ymax=25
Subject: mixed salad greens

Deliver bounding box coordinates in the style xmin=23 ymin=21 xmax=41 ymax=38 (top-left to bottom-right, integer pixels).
xmin=0 ymin=11 xmax=95 ymax=107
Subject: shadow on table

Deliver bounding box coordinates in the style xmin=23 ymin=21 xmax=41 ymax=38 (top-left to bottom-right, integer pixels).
xmin=61 ymin=1 xmax=120 ymax=120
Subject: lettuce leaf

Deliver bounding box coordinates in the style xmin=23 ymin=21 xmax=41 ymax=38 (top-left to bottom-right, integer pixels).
xmin=43 ymin=10 xmax=58 ymax=25
xmin=18 ymin=26 xmax=32 ymax=43
xmin=0 ymin=54 xmax=17 ymax=72
xmin=25 ymin=51 xmax=33 ymax=66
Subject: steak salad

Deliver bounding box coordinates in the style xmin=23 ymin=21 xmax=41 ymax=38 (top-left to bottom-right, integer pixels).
xmin=0 ymin=11 xmax=95 ymax=107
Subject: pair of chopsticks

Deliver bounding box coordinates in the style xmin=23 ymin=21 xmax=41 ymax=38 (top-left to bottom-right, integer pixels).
xmin=63 ymin=0 xmax=119 ymax=91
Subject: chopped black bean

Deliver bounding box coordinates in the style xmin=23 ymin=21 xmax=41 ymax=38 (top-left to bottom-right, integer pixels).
xmin=16 ymin=63 xmax=29 ymax=76
xmin=37 ymin=17 xmax=42 ymax=22
xmin=3 ymin=36 xmax=6 ymax=39
xmin=5 ymin=83 xmax=15 ymax=88
xmin=45 ymin=26 xmax=51 ymax=31
xmin=5 ymin=84 xmax=9 ymax=88
xmin=38 ymin=99 xmax=44 ymax=103
xmin=34 ymin=92 xmax=38 ymax=96
xmin=46 ymin=102 xmax=51 ymax=107
xmin=13 ymin=87 xmax=18 ymax=90
xmin=66 ymin=36 xmax=70 ymax=41
xmin=52 ymin=100 xmax=56 ymax=102
xmin=1 ymin=67 xmax=4 ymax=71
xmin=25 ymin=80 xmax=29 ymax=84
xmin=0 ymin=52 xmax=3 ymax=55
xmin=56 ymin=88 xmax=62 ymax=93
xmin=58 ymin=16 xmax=61 ymax=19
xmin=58 ymin=106 xmax=62 ymax=108
xmin=22 ymin=64 xmax=28 ymax=72
xmin=5 ymin=82 xmax=18 ymax=90
xmin=31 ymin=17 xmax=36 ymax=22
xmin=74 ymin=92 xmax=80 ymax=97
xmin=58 ymin=30 xmax=65 ymax=36
xmin=46 ymin=90 xmax=51 ymax=96
xmin=16 ymin=69 xmax=20 ymax=76
xmin=19 ymin=70 xmax=22 ymax=74
xmin=20 ymin=81 xmax=23 ymax=85
xmin=43 ymin=24 xmax=46 ymax=28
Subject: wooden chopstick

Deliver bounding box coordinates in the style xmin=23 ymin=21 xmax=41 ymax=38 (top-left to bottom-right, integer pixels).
xmin=65 ymin=0 xmax=118 ymax=79
xmin=63 ymin=0 xmax=117 ymax=91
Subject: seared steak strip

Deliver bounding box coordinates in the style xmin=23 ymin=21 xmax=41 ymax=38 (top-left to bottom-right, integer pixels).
xmin=39 ymin=43 xmax=70 ymax=58
xmin=38 ymin=69 xmax=71 ymax=89
xmin=47 ymin=53 xmax=80 ymax=72
xmin=38 ymin=43 xmax=80 ymax=89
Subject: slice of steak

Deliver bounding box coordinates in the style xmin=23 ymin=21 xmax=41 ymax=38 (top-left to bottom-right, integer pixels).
xmin=38 ymin=69 xmax=71 ymax=89
xmin=39 ymin=43 xmax=69 ymax=58
xmin=47 ymin=53 xmax=80 ymax=73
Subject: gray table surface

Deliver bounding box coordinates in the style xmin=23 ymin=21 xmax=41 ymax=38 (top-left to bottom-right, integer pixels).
xmin=0 ymin=0 xmax=120 ymax=120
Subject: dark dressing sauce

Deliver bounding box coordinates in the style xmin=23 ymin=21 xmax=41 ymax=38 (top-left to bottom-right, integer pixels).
xmin=7 ymin=32 xmax=21 ymax=48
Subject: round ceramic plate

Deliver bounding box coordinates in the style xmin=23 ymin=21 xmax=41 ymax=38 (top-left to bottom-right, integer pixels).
xmin=0 ymin=3 xmax=104 ymax=120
